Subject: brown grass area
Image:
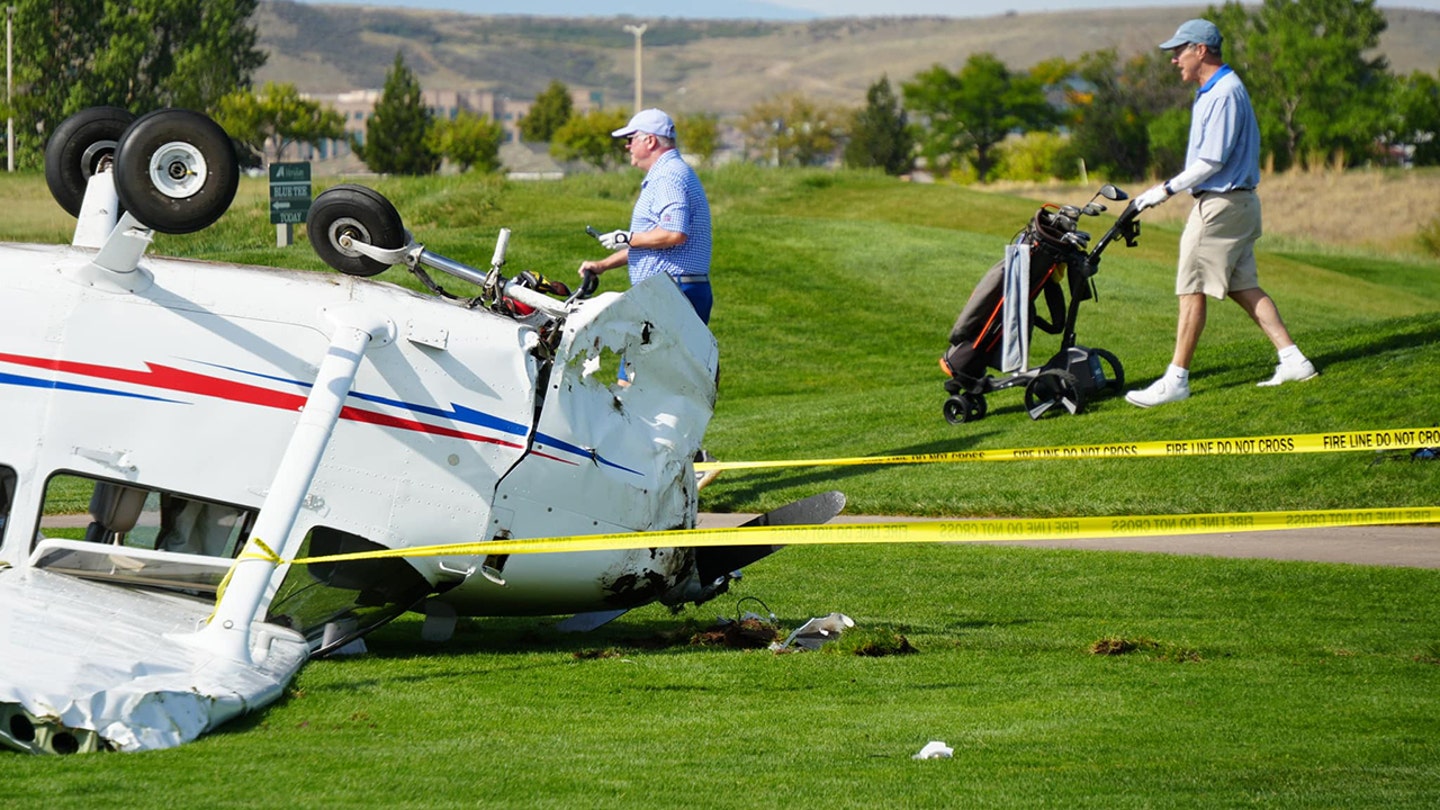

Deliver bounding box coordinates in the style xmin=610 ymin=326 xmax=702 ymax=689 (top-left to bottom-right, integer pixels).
xmin=994 ymin=168 xmax=1440 ymax=258
xmin=1257 ymin=170 xmax=1437 ymax=255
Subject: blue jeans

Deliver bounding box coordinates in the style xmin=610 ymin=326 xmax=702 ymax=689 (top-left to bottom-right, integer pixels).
xmin=677 ymin=279 xmax=713 ymax=325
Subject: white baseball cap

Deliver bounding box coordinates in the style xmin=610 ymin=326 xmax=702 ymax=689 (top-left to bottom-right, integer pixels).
xmin=612 ymin=109 xmax=676 ymax=140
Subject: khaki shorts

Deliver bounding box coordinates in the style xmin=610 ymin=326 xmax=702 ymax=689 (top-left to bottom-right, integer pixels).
xmin=1176 ymin=189 xmax=1261 ymax=299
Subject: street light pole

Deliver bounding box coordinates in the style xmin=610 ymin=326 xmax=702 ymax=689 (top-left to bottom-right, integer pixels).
xmin=622 ymin=23 xmax=646 ymax=113
xmin=6 ymin=5 xmax=15 ymax=173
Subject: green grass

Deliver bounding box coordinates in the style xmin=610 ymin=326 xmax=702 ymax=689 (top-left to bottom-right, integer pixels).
xmin=2 ymin=168 xmax=1438 ymax=803
xmin=5 ymin=546 xmax=1439 ymax=807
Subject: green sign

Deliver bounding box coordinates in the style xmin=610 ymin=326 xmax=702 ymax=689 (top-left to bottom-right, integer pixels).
xmin=269 ymin=162 xmax=312 ymax=225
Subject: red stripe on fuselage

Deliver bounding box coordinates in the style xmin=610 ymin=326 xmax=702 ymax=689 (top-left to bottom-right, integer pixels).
xmin=0 ymin=353 xmax=529 ymax=450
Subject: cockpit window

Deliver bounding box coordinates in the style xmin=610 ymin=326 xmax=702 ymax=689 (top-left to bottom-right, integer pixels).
xmin=29 ymin=474 xmax=257 ymax=596
xmin=268 ymin=526 xmax=433 ymax=653
xmin=38 ymin=473 xmax=254 ymax=559
xmin=32 ymin=474 xmax=430 ymax=646
xmin=0 ymin=466 xmax=16 ymax=548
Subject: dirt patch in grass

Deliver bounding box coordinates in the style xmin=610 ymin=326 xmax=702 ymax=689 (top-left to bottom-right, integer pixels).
xmin=572 ymin=648 xmax=625 ymax=660
xmin=1090 ymin=636 xmax=1202 ymax=663
xmin=690 ymin=618 xmax=783 ymax=649
xmin=827 ymin=628 xmax=918 ymax=657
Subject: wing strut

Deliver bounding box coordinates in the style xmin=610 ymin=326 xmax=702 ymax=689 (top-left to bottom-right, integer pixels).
xmin=190 ymin=305 xmax=395 ymax=664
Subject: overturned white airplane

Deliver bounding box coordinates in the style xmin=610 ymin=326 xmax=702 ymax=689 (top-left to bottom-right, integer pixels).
xmin=0 ymin=107 xmax=841 ymax=754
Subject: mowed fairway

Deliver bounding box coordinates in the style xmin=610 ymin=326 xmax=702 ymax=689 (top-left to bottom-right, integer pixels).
xmin=2 ymin=168 xmax=1437 ymax=805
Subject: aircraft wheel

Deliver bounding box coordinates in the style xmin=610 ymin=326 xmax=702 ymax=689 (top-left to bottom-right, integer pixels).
xmin=1091 ymin=347 xmax=1125 ymax=394
xmin=308 ymin=185 xmax=407 ymax=277
xmin=44 ymin=106 xmax=136 ymax=217
xmin=943 ymin=393 xmax=987 ymax=425
xmin=1025 ymin=369 xmax=1085 ymax=420
xmin=114 ymin=109 xmax=239 ymax=234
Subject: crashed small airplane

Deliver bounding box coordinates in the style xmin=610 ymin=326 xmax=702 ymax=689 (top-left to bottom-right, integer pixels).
xmin=0 ymin=107 xmax=841 ymax=754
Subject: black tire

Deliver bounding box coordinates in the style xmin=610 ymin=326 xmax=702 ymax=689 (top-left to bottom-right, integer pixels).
xmin=943 ymin=393 xmax=987 ymax=425
xmin=307 ymin=185 xmax=407 ymax=277
xmin=1024 ymin=369 xmax=1085 ymax=420
xmin=44 ymin=106 xmax=136 ymax=217
xmin=1090 ymin=347 xmax=1125 ymax=395
xmin=114 ymin=109 xmax=239 ymax=234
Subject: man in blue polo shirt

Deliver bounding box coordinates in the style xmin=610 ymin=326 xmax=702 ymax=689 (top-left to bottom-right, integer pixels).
xmin=581 ymin=108 xmax=714 ymax=325
xmin=1126 ymin=19 xmax=1318 ymax=408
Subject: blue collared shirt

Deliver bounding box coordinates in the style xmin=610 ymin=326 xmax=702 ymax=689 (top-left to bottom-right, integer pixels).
xmin=628 ymin=150 xmax=712 ymax=285
xmin=1188 ymin=65 xmax=1261 ymax=194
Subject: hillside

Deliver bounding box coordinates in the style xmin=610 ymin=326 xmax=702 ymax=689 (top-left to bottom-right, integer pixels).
xmin=255 ymin=2 xmax=1440 ymax=114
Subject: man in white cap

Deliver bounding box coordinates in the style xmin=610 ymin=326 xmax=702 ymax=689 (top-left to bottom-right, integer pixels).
xmin=581 ymin=108 xmax=713 ymax=327
xmin=1126 ymin=18 xmax=1317 ymax=408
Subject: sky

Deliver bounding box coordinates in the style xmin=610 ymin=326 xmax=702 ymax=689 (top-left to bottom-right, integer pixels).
xmin=781 ymin=0 xmax=1439 ymax=12
xmin=297 ymin=0 xmax=1440 ymax=17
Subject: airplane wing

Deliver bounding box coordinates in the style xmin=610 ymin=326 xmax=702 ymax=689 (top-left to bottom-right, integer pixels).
xmin=0 ymin=567 xmax=307 ymax=754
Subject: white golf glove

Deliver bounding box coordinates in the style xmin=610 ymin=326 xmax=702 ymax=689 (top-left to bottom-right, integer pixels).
xmin=1134 ymin=183 xmax=1171 ymax=211
xmin=599 ymin=230 xmax=631 ymax=250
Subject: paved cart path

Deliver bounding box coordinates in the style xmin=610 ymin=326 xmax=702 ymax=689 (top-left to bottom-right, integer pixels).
xmin=698 ymin=514 xmax=1440 ymax=569
xmin=40 ymin=514 xmax=1440 ymax=569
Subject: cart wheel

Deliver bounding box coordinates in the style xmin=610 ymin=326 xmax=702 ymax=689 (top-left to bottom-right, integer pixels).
xmin=308 ymin=185 xmax=407 ymax=277
xmin=1090 ymin=348 xmax=1125 ymax=394
xmin=44 ymin=106 xmax=137 ymax=217
xmin=113 ymin=109 xmax=239 ymax=234
xmin=1025 ymin=369 xmax=1085 ymax=420
xmin=943 ymin=393 xmax=987 ymax=425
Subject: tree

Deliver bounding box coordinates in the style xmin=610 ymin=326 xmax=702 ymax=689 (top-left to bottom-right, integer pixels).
xmin=1213 ymin=0 xmax=1392 ymax=171
xmin=431 ymin=112 xmax=506 ymax=174
xmin=843 ymin=75 xmax=915 ymax=175
xmin=677 ymin=112 xmax=722 ymax=166
xmin=213 ymin=83 xmax=346 ymax=165
xmin=519 ymin=80 xmax=574 ymax=143
xmin=902 ymin=54 xmax=1056 ymax=183
xmin=992 ymin=131 xmax=1077 ymax=183
xmin=551 ymin=109 xmax=631 ymax=170
xmin=356 ymin=52 xmax=439 ymax=176
xmin=9 ymin=0 xmax=266 ymax=169
xmin=739 ymin=93 xmax=846 ymax=167
xmin=1059 ymin=49 xmax=1190 ymax=181
xmin=1391 ymin=69 xmax=1440 ymax=166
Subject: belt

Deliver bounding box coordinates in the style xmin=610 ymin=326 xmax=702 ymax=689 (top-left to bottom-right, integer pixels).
xmin=1194 ymin=187 xmax=1255 ymax=198
xmin=675 ymin=275 xmax=710 ymax=284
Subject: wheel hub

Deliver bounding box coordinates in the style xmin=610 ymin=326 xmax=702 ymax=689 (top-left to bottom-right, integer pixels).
xmin=148 ymin=141 xmax=209 ymax=200
xmin=80 ymin=140 xmax=119 ymax=178
xmin=327 ymin=217 xmax=372 ymax=258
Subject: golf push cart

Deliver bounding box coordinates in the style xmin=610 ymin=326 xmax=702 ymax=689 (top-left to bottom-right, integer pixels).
xmin=939 ymin=184 xmax=1143 ymax=424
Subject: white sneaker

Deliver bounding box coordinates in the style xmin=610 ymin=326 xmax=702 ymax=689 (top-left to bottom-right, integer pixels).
xmin=1125 ymin=377 xmax=1190 ymax=408
xmin=1257 ymin=359 xmax=1318 ymax=387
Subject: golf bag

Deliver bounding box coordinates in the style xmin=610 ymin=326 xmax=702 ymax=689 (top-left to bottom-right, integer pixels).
xmin=939 ymin=187 xmax=1142 ymax=423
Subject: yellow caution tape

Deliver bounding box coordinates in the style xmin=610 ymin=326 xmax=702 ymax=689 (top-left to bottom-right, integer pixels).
xmin=695 ymin=426 xmax=1440 ymax=472
xmin=282 ymin=506 xmax=1440 ymax=566
xmin=209 ymin=537 xmax=280 ymax=622
xmin=240 ymin=536 xmax=282 ymax=564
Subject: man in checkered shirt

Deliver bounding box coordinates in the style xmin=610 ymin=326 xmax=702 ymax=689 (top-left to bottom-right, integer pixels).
xmin=580 ymin=108 xmax=713 ymax=325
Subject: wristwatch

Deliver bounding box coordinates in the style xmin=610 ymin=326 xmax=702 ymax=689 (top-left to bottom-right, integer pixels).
xmin=1163 ymin=180 xmax=1175 ymax=197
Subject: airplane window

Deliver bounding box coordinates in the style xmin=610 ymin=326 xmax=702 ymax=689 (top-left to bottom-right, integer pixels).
xmin=38 ymin=473 xmax=255 ymax=559
xmin=0 ymin=466 xmax=16 ymax=546
xmin=267 ymin=525 xmax=432 ymax=653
